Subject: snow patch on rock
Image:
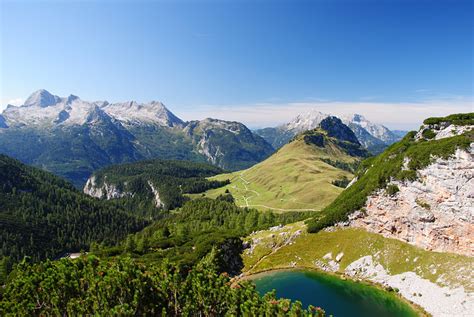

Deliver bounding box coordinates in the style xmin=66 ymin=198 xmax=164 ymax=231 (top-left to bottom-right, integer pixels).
xmin=285 ymin=110 xmax=329 ymax=133
xmin=2 ymin=90 xmax=183 ymax=128
xmin=341 ymin=113 xmax=397 ymax=144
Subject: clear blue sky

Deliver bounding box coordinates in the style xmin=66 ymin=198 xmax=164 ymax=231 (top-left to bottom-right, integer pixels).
xmin=1 ymin=0 xmax=473 ymax=128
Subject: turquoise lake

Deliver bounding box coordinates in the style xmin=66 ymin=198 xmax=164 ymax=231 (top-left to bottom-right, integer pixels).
xmin=253 ymin=270 xmax=418 ymax=317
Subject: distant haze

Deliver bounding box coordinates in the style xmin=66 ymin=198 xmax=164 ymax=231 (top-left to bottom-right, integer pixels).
xmin=176 ymin=99 xmax=474 ymax=131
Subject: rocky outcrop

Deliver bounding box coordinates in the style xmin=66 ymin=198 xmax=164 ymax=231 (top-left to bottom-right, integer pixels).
xmin=416 ymin=122 xmax=473 ymax=141
xmin=83 ymin=176 xmax=131 ymax=199
xmin=84 ymin=176 xmax=165 ymax=208
xmin=348 ymin=148 xmax=474 ymax=256
xmin=196 ymin=132 xmax=225 ymax=166
xmin=147 ymin=181 xmax=164 ymax=208
xmin=184 ymin=118 xmax=274 ymax=170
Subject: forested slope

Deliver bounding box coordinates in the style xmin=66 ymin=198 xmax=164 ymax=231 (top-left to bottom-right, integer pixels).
xmin=0 ymin=154 xmax=149 ymax=273
xmin=84 ymin=159 xmax=230 ymax=211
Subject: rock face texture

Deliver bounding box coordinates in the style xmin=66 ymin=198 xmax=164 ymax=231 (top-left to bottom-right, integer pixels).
xmin=183 ymin=118 xmax=274 ymax=171
xmin=416 ymin=122 xmax=473 ymax=141
xmin=83 ymin=176 xmax=131 ymax=200
xmin=147 ymin=181 xmax=164 ymax=208
xmin=344 ymin=256 xmax=474 ymax=317
xmin=349 ymin=147 xmax=474 ymax=256
xmin=83 ymin=177 xmax=164 ymax=208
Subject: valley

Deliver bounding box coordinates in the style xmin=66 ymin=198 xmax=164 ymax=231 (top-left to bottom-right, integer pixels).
xmin=0 ymin=90 xmax=404 ymax=188
xmin=2 ymin=2 xmax=472 ymax=315
xmin=195 ymin=117 xmax=365 ymax=212
xmin=234 ymin=113 xmax=474 ymax=317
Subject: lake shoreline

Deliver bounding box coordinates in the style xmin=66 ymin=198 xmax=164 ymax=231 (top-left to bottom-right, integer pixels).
xmin=236 ymin=266 xmax=430 ymax=316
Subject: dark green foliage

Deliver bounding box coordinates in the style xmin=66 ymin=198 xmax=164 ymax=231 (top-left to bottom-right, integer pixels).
xmin=102 ymin=198 xmax=310 ymax=269
xmin=294 ymin=128 xmax=370 ymax=158
xmin=88 ymin=159 xmax=229 ymax=211
xmin=319 ymin=116 xmax=360 ymax=144
xmin=307 ymin=130 xmax=472 ymax=233
xmin=423 ymin=113 xmax=474 ymax=126
xmin=335 ymin=138 xmax=371 ymax=157
xmin=216 ymin=193 xmax=235 ymax=203
xmin=128 ymin=125 xmax=204 ymax=163
xmin=0 ymin=154 xmax=149 ymax=273
xmin=320 ymin=158 xmax=359 ymax=173
xmin=332 ymin=176 xmax=350 ymax=188
xmin=0 ymin=257 xmax=13 ymax=284
xmin=386 ymin=184 xmax=400 ymax=196
xmin=0 ymin=253 xmax=324 ymax=316
xmin=0 ymin=124 xmax=141 ymax=188
xmin=303 ymin=133 xmax=325 ymax=147
xmin=421 ymin=129 xmax=436 ymax=139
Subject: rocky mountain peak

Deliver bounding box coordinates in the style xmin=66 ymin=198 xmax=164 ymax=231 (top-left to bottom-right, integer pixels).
xmin=341 ymin=113 xmax=396 ymax=144
xmin=346 ymin=113 xmax=365 ymax=123
xmin=23 ymin=89 xmax=61 ymax=108
xmin=66 ymin=95 xmax=80 ymax=104
xmin=285 ymin=110 xmax=329 ymax=132
xmin=320 ymin=116 xmax=360 ymax=145
xmin=101 ymin=100 xmax=184 ymax=127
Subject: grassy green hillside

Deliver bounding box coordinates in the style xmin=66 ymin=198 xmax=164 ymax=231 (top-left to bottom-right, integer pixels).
xmin=194 ymin=128 xmax=363 ymax=212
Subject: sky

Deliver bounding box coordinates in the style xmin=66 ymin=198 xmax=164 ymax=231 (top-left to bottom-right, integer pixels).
xmin=0 ymin=0 xmax=472 ymax=130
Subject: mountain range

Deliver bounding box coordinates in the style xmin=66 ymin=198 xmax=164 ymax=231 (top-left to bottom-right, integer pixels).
xmin=0 ymin=90 xmax=274 ymax=186
xmin=255 ymin=110 xmax=405 ymax=153
xmin=0 ymin=89 xmax=406 ymax=187
xmin=197 ymin=116 xmax=369 ymax=212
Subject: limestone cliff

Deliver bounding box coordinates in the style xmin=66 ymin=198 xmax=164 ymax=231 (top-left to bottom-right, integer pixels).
xmin=342 ymin=116 xmax=473 ymax=256
xmin=83 ymin=176 xmax=132 ymax=199
xmin=349 ymin=147 xmax=473 ymax=256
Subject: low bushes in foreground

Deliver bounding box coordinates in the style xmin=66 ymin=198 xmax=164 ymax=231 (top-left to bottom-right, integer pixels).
xmin=0 ymin=252 xmax=325 ymax=316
